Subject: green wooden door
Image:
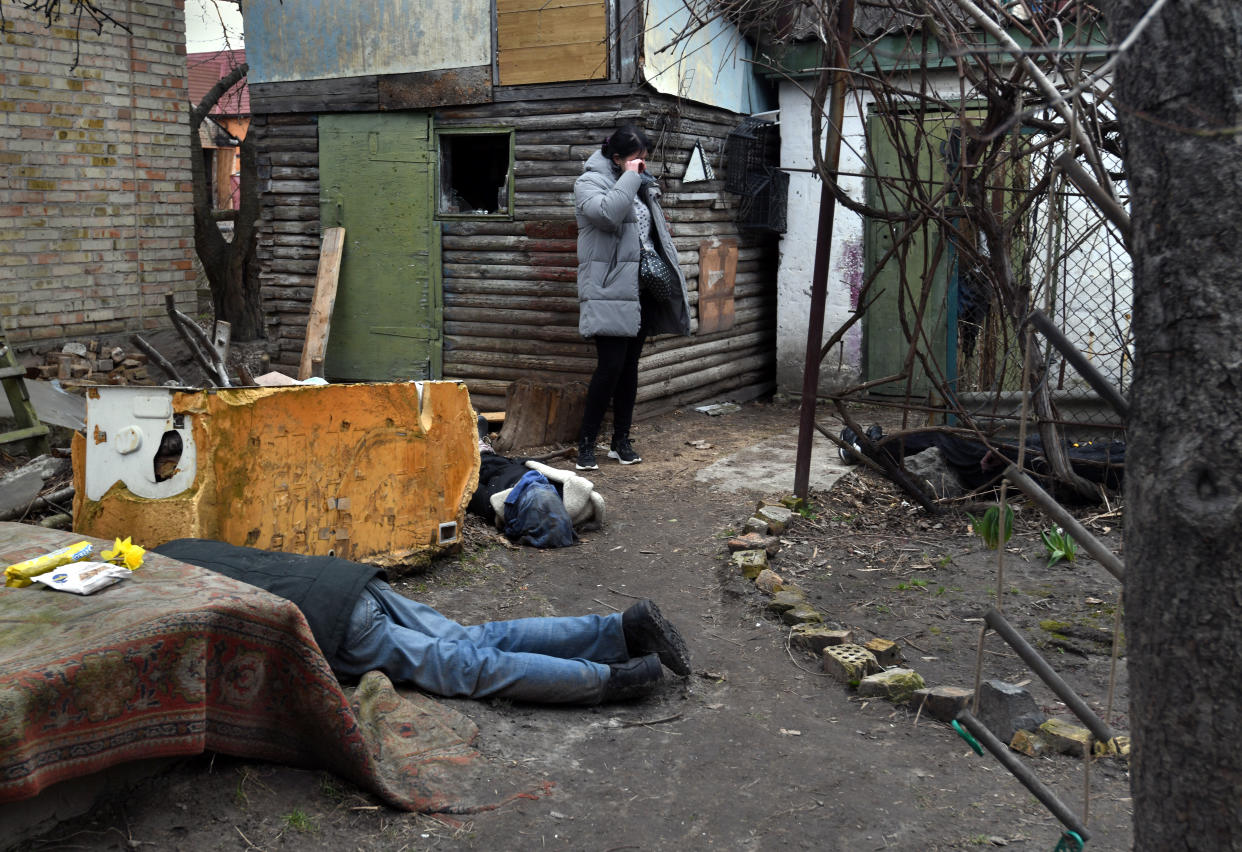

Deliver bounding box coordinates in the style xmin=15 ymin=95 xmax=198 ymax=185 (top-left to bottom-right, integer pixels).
xmin=319 ymin=112 xmax=442 ymax=381
xmin=863 ymin=110 xmax=953 ymax=396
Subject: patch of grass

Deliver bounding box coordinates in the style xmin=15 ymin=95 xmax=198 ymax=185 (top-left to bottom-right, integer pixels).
xmin=283 ymin=809 xmax=317 ymax=833
xmin=935 ymin=553 xmax=953 ymax=568
xmin=935 ymin=585 xmax=946 ymax=596
xmin=318 ymin=773 xmax=345 ymax=802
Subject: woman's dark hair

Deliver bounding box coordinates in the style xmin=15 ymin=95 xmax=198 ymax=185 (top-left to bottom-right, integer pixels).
xmin=602 ymin=124 xmax=652 ymax=160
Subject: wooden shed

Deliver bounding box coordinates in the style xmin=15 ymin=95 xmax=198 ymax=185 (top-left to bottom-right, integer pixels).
xmin=243 ymin=0 xmax=781 ymax=415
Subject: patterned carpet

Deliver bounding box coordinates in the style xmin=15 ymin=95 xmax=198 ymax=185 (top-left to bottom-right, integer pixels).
xmin=0 ymin=522 xmax=546 ymax=812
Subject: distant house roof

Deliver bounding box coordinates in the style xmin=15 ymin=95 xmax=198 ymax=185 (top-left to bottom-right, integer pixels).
xmin=187 ymin=48 xmax=249 ymax=116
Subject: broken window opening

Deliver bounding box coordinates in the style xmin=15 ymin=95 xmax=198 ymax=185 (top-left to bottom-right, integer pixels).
xmin=436 ymin=130 xmax=513 ymax=218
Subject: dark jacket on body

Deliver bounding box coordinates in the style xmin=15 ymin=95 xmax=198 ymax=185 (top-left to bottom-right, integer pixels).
xmin=154 ymin=538 xmax=382 ymax=660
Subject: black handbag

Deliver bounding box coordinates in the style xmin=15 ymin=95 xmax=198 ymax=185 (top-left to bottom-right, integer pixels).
xmin=638 ymin=248 xmax=681 ymax=300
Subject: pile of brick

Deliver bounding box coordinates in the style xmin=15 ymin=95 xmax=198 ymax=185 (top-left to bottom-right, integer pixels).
xmin=25 ymin=341 xmax=151 ymax=386
xmin=727 ymin=497 xmax=1130 ymax=761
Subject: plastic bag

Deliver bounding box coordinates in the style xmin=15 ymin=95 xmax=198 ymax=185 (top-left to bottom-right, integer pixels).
xmin=33 ymin=561 xmax=131 ymax=595
xmin=4 ymin=541 xmax=93 ymax=587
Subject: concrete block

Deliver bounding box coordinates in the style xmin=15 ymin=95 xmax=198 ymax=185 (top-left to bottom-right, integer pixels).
xmin=864 ymin=638 xmax=903 ymax=667
xmin=780 ymin=604 xmax=823 ymax=626
xmin=976 ymin=681 xmax=1047 ymax=744
xmin=912 ymin=686 xmax=973 ymax=723
xmin=754 ymin=568 xmax=784 ymax=594
xmin=789 ymin=624 xmax=853 ymax=655
xmin=858 ymin=668 xmax=926 ymax=704
xmin=754 ymin=504 xmax=794 ymax=535
xmin=743 ymin=516 xmax=768 ymax=535
xmin=822 ymin=644 xmax=879 ymax=684
xmin=765 ymin=588 xmax=806 ymax=614
xmin=727 ymin=532 xmax=781 ymax=555
xmin=732 ymin=549 xmax=768 ymax=579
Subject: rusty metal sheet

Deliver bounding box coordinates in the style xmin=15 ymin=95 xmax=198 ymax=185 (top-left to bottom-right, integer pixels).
xmin=73 ymin=381 xmax=480 ymax=570
xmin=378 ymin=66 xmax=493 ymax=110
xmin=697 ymin=238 xmax=738 ymax=334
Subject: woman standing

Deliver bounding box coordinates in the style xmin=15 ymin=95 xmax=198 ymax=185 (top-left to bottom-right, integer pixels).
xmin=573 ymin=125 xmax=691 ymax=470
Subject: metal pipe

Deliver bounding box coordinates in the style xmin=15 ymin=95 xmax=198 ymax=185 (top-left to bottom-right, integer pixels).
xmin=1027 ymin=309 xmax=1129 ymax=423
xmin=1004 ymin=464 xmax=1125 ymax=582
xmin=954 ymin=710 xmax=1092 ymax=841
xmin=794 ymin=0 xmax=856 ymax=499
xmin=1053 ymin=151 xmax=1131 ymax=247
xmin=983 ymin=607 xmax=1116 ymax=744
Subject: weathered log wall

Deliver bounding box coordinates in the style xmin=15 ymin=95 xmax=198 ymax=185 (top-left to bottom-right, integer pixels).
xmin=252 ymin=93 xmax=777 ymax=416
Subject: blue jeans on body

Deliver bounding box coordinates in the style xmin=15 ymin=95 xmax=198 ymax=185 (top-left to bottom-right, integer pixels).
xmin=329 ymin=580 xmax=629 ymax=704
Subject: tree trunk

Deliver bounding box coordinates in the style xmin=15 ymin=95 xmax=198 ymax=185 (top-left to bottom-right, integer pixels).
xmin=190 ymin=62 xmax=264 ymax=341
xmin=1106 ymin=0 xmax=1242 ymax=847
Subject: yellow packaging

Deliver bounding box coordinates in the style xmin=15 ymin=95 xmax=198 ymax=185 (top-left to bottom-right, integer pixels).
xmin=4 ymin=541 xmax=94 ymax=588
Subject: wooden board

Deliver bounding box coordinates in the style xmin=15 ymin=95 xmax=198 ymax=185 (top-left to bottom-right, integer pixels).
xmin=298 ymin=227 xmax=345 ymax=380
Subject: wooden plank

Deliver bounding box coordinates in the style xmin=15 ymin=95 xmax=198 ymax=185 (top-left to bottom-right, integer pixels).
xmin=298 ymin=227 xmax=345 ymax=380
xmin=498 ymin=0 xmax=600 ymax=11
xmin=498 ymin=7 xmax=607 ymax=50
xmin=499 ymin=43 xmax=609 ymax=86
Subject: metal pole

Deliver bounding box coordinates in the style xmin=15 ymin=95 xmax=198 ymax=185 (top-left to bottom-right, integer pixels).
xmin=984 ymin=607 xmax=1117 ymax=744
xmin=1004 ymin=464 xmax=1125 ymax=582
xmin=955 ymin=710 xmax=1092 ymax=841
xmin=794 ymin=0 xmax=856 ymax=499
xmin=1027 ymin=309 xmax=1129 ymax=422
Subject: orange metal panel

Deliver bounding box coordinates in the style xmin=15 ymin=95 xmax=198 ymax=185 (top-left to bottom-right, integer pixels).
xmin=73 ymin=381 xmax=479 ymax=571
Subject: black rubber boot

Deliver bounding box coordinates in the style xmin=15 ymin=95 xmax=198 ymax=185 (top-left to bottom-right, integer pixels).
xmin=576 ymin=435 xmax=599 ymax=470
xmin=622 ymin=599 xmax=692 ymax=676
xmin=600 ymin=653 xmax=663 ymax=703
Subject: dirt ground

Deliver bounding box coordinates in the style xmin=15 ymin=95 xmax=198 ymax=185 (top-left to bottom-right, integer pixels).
xmin=6 ymin=398 xmax=1132 ymax=852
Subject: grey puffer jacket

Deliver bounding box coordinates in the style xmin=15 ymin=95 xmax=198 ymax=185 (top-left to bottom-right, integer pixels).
xmin=574 ymin=150 xmax=692 ymax=339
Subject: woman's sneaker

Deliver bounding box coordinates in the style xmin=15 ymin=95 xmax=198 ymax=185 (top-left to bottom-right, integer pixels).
xmin=576 ymin=437 xmax=599 ymax=470
xmin=608 ymin=435 xmax=642 ymax=465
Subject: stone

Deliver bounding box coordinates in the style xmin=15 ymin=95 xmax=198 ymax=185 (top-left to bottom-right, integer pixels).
xmin=780 ymin=604 xmax=823 ymax=625
xmin=1010 ymin=729 xmax=1050 ymax=757
xmin=754 ymin=568 xmax=784 ymax=594
xmin=822 ymin=644 xmax=880 ymax=684
xmin=765 ymin=589 xmax=807 ymax=614
xmin=912 ymin=686 xmax=973 ymax=723
xmin=857 ymin=668 xmax=926 ymax=704
xmin=731 ymin=549 xmax=768 ymax=579
xmin=904 ymin=447 xmax=967 ymax=500
xmin=743 ymin=516 xmax=769 ymax=535
xmin=1038 ymin=718 xmax=1092 ymax=756
xmin=61 ymin=342 xmax=88 ymax=357
xmin=726 ymin=532 xmax=781 ymax=555
xmin=789 ymin=624 xmax=853 ymax=654
xmin=754 ymin=504 xmax=794 ymax=535
xmin=976 ymin=681 xmax=1047 ymax=744
xmin=864 ymin=637 xmax=903 ymax=667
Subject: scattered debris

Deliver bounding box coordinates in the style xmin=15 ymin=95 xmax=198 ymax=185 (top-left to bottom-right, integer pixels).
xmin=694 ymin=402 xmax=740 ymax=417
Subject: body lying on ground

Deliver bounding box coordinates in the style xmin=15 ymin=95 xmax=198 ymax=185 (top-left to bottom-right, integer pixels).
xmin=153 ymin=539 xmax=690 ymax=705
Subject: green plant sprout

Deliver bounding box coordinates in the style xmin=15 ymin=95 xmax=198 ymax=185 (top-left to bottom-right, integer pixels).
xmin=967 ymin=504 xmax=1014 ymax=550
xmin=1042 ymin=526 xmax=1078 ymax=567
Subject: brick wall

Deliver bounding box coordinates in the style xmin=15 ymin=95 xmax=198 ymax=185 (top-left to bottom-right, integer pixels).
xmin=0 ymin=0 xmax=196 ymax=350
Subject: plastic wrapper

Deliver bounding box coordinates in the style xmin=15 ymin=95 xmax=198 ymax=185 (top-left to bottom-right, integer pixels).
xmin=32 ymin=561 xmax=131 ymax=595
xmin=4 ymin=541 xmax=93 ymax=588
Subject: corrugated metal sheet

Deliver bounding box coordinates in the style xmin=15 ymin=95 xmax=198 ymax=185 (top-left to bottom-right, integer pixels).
xmin=243 ymin=0 xmax=491 ymax=84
